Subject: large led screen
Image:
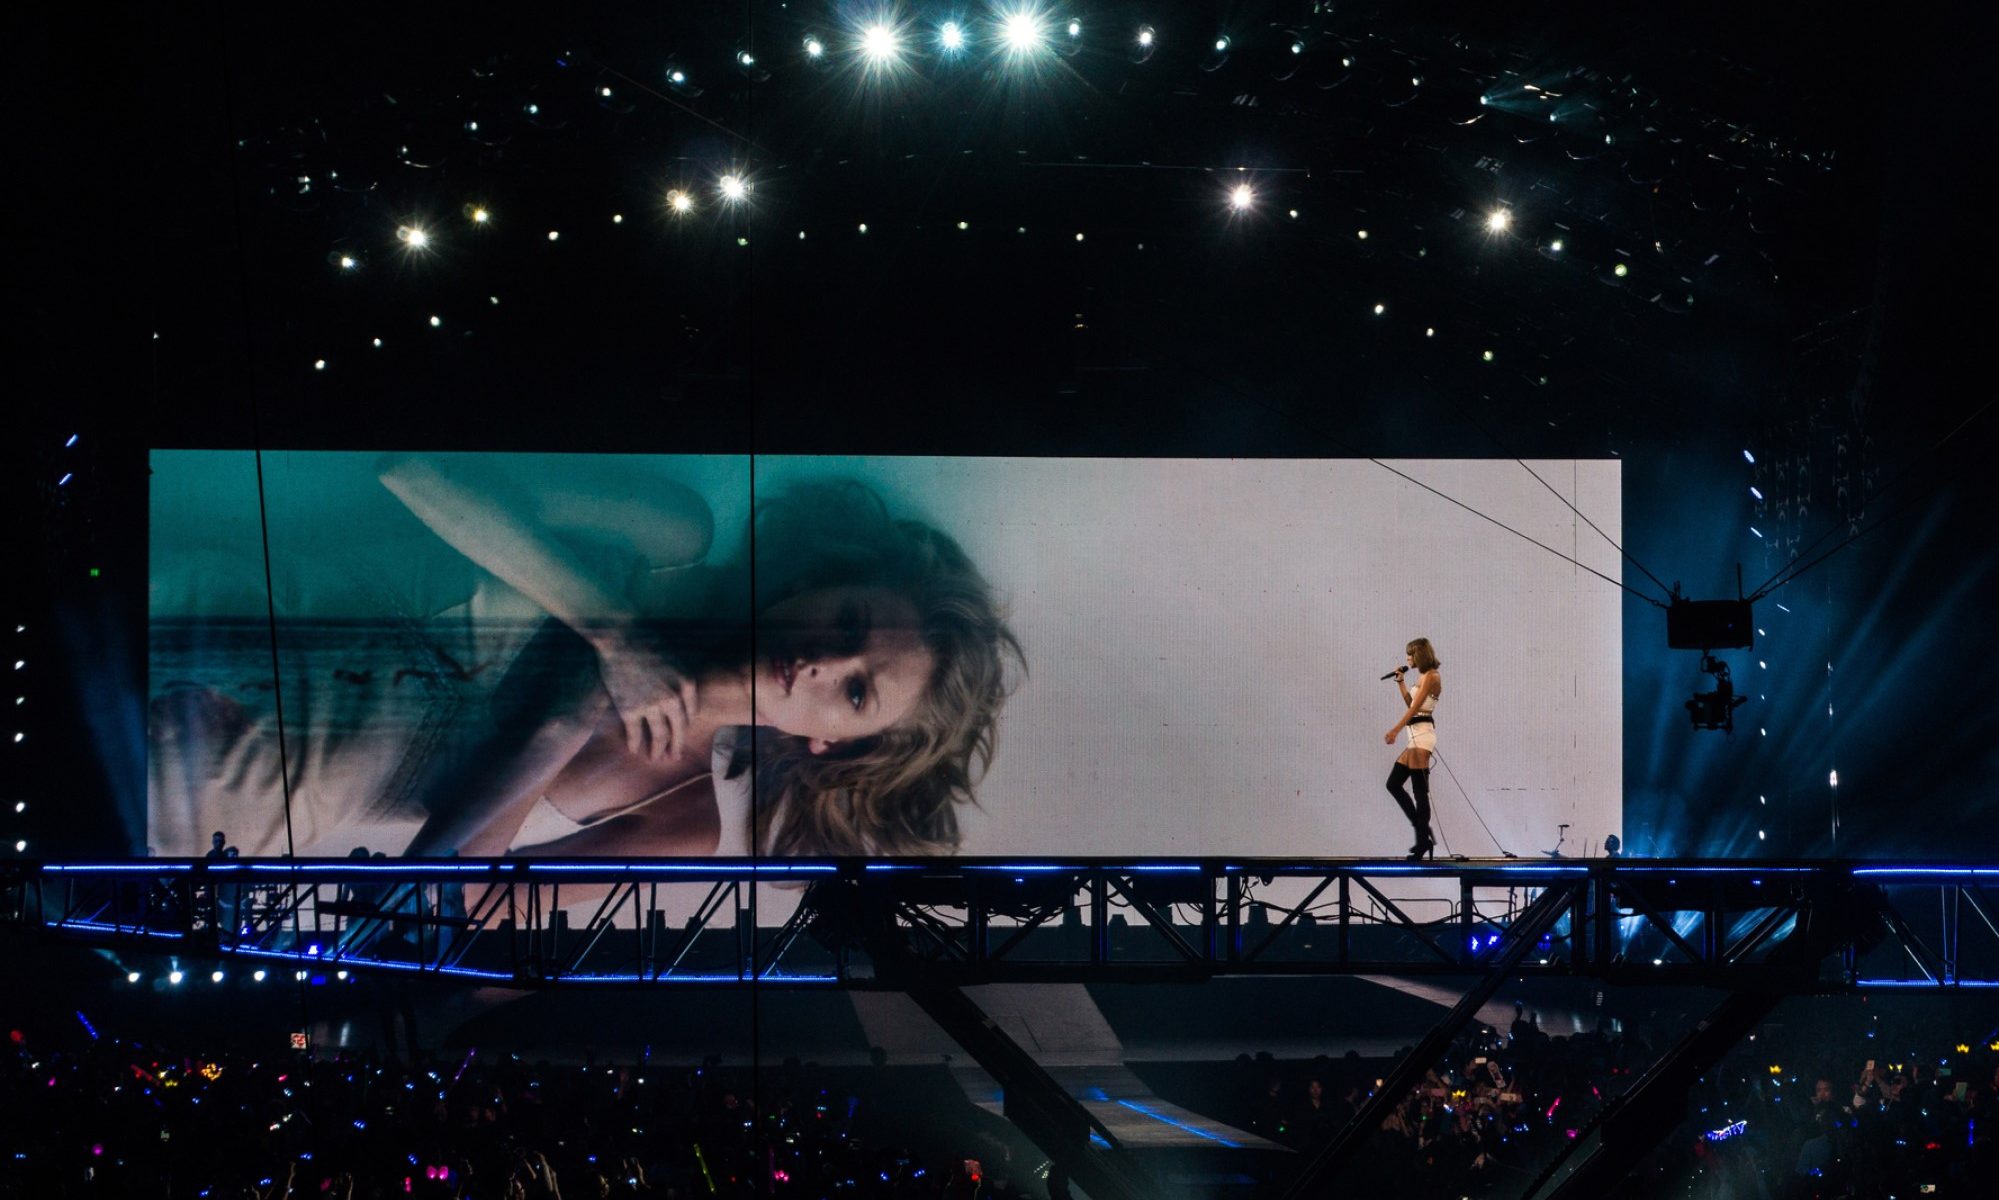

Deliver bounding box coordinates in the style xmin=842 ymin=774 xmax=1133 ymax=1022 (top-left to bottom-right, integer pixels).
xmin=148 ymin=453 xmax=1622 ymax=860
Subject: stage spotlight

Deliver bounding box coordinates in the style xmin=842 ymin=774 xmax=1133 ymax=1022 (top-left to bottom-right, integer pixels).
xmin=939 ymin=21 xmax=966 ymax=52
xmin=803 ymin=34 xmax=826 ymax=59
xmin=211 ymin=970 xmax=224 ymax=984
xmin=861 ymin=23 xmax=901 ymax=66
xmin=666 ymin=189 xmax=693 ymax=214
xmin=718 ymin=174 xmax=747 ymax=203
xmin=1132 ymin=25 xmax=1156 ymax=63
xmin=1203 ymin=34 xmax=1231 ymax=71
xmin=397 ymin=225 xmax=429 ymax=249
xmin=1229 ymin=183 xmax=1254 ymax=211
xmin=126 ymin=972 xmax=140 ymax=984
xmin=1001 ymin=11 xmax=1046 ymax=56
xmin=336 ymin=970 xmax=350 ymax=981
xmin=1550 ymin=238 xmax=1564 ymax=252
xmin=1614 ymin=262 xmax=1629 ymax=277
xmin=11 ymin=840 xmax=22 ymax=852
xmin=168 ymin=970 xmax=184 ymax=985
xmin=253 ymin=970 xmax=267 ymax=982
xmin=735 ymin=50 xmax=769 ymax=82
xmin=1486 ymin=210 xmax=1511 ymax=232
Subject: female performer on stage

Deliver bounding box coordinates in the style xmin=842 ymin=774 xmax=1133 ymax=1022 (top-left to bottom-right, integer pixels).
xmin=1383 ymin=637 xmax=1443 ymax=859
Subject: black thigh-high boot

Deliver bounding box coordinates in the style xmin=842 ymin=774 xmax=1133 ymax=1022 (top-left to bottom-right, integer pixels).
xmin=1410 ymin=768 xmax=1435 ymax=857
xmin=1386 ymin=763 xmax=1421 ymax=844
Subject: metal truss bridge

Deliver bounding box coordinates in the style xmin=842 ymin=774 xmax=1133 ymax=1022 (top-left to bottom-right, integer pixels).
xmin=9 ymin=856 xmax=1998 ymax=1200
xmin=7 ymin=856 xmax=1993 ymax=990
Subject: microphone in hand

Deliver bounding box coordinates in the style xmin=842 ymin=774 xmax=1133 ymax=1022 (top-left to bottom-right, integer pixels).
xmin=1380 ymin=667 xmax=1406 ymax=681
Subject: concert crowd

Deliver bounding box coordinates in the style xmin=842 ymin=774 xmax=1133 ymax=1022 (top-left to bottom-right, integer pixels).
xmin=0 ymin=1033 xmax=1044 ymax=1199
xmin=1236 ymin=1000 xmax=1999 ymax=1197
xmin=6 ymin=998 xmax=1994 ymax=1198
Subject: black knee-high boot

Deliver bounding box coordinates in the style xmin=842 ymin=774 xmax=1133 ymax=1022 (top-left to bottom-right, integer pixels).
xmin=1386 ymin=763 xmax=1420 ymax=838
xmin=1410 ymin=769 xmax=1434 ymax=855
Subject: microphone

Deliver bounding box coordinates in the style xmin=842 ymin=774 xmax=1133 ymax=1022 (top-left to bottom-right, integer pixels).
xmin=1380 ymin=667 xmax=1406 ymax=681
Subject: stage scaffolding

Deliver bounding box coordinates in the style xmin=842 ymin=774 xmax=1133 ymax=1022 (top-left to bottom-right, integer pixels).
xmin=6 ymin=857 xmax=1995 ymax=990
xmin=9 ymin=857 xmax=1996 ymax=1199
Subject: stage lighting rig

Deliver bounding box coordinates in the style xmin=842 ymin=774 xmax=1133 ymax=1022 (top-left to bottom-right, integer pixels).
xmin=1666 ymin=597 xmax=1754 ymax=650
xmin=1667 ymin=577 xmax=1754 ymax=733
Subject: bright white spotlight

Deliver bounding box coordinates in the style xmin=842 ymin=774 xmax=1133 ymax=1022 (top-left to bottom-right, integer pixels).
xmin=939 ymin=21 xmax=965 ymax=51
xmin=803 ymin=35 xmax=825 ymax=58
xmin=252 ymin=970 xmax=267 ymax=982
xmin=336 ymin=970 xmax=350 ymax=980
xmin=397 ymin=225 xmax=429 ymax=248
xmin=719 ymin=174 xmax=747 ymax=203
xmin=1137 ymin=26 xmax=1154 ymax=48
xmin=210 ymin=970 xmax=224 ymax=983
xmin=1291 ymin=40 xmax=1305 ymax=55
xmin=1229 ymin=183 xmax=1254 ymax=211
xmin=1549 ymin=238 xmax=1564 ymax=252
xmin=1002 ymin=11 xmax=1046 ymax=54
xmin=168 ymin=970 xmax=184 ymax=985
xmin=1067 ymin=20 xmax=1081 ymax=38
xmin=126 ymin=971 xmax=141 ymax=984
xmin=1214 ymin=36 xmax=1231 ymax=52
xmin=667 ymin=189 xmax=693 ymax=214
xmin=861 ymin=23 xmax=901 ymax=65
xmin=1486 ymin=210 xmax=1511 ymax=232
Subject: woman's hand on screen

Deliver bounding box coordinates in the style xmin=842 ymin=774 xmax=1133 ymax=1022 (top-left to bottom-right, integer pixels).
xmin=594 ymin=639 xmax=699 ymax=761
xmin=1384 ymin=729 xmax=1398 ymax=745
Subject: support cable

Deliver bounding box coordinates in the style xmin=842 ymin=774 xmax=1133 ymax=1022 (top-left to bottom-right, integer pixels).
xmin=211 ymin=0 xmax=307 ymax=1041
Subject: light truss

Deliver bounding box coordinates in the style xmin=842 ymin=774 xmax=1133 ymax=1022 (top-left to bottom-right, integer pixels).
xmin=6 ymin=858 xmax=1997 ymax=989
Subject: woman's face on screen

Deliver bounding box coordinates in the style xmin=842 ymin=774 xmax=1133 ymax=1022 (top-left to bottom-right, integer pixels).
xmin=753 ymin=585 xmax=935 ymax=750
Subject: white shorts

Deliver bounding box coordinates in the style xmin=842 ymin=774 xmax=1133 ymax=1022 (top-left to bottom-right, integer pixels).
xmin=1404 ymin=721 xmax=1436 ymax=753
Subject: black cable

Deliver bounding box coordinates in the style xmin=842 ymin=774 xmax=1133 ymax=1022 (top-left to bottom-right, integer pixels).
xmin=1515 ymin=457 xmax=1674 ymax=602
xmin=1431 ymin=750 xmax=1511 ymax=857
xmin=211 ymin=0 xmax=309 ymax=1044
xmin=1366 ymin=458 xmax=1663 ymax=607
xmin=1147 ymin=348 xmax=1665 ymax=606
xmin=1430 ymin=386 xmax=1676 ymax=603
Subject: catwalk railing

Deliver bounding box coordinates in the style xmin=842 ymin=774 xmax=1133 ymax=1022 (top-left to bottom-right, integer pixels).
xmin=5 ymin=858 xmax=1997 ymax=991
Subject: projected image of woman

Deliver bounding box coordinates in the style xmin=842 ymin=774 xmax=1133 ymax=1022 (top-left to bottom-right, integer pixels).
xmin=1383 ymin=637 xmax=1443 ymax=860
xmin=149 ymin=457 xmax=1021 ymax=860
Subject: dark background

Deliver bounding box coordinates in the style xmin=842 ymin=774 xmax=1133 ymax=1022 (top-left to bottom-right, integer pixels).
xmin=6 ymin=0 xmax=1995 ymax=861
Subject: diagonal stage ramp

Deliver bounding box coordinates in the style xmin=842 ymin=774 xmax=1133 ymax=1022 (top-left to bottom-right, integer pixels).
xmin=851 ymin=984 xmax=1277 ymax=1151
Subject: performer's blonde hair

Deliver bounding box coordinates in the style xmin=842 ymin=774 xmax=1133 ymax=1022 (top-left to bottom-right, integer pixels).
xmin=1406 ymin=638 xmax=1441 ymax=672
